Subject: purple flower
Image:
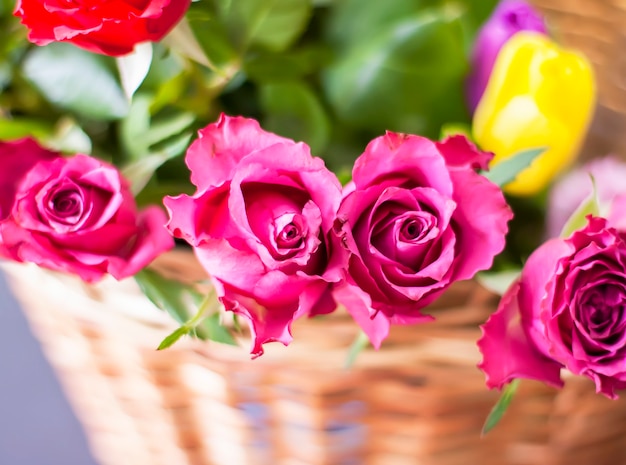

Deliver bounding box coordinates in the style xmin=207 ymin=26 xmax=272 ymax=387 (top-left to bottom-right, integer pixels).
xmin=466 ymin=0 xmax=547 ymax=112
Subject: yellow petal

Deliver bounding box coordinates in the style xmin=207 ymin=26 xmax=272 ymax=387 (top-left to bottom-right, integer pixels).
xmin=473 ymin=32 xmax=596 ymax=196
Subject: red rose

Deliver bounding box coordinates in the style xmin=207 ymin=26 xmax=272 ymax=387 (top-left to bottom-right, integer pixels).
xmin=15 ymin=0 xmax=191 ymax=56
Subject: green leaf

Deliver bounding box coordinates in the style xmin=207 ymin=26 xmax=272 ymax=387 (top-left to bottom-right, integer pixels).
xmin=326 ymin=0 xmax=421 ymax=49
xmin=134 ymin=181 xmax=194 ymax=208
xmin=482 ymin=379 xmax=520 ymax=435
xmin=476 ymin=269 xmax=521 ymax=296
xmin=45 ymin=118 xmax=92 ymax=154
xmin=559 ymin=175 xmax=600 ymax=239
xmin=134 ymin=268 xmax=201 ymax=325
xmin=200 ymin=313 xmax=239 ymax=346
xmin=327 ymin=0 xmax=498 ymax=51
xmin=122 ymin=132 xmax=192 ymax=195
xmin=117 ymin=42 xmax=153 ymax=99
xmin=0 ymin=118 xmax=52 ymax=140
xmin=260 ymin=80 xmax=331 ymax=153
xmin=22 ymin=43 xmax=128 ymax=120
xmin=323 ymin=6 xmax=469 ymax=136
xmin=217 ymin=0 xmax=312 ymax=52
xmin=157 ymin=326 xmax=191 ymax=350
xmin=344 ymin=330 xmax=370 ymax=370
xmin=119 ymin=94 xmax=193 ymax=162
xmin=244 ymin=46 xmax=328 ymax=82
xmin=140 ymin=272 xmax=237 ymax=349
xmin=144 ymin=112 xmax=195 ymax=147
xmin=186 ymin=5 xmax=240 ymax=69
xmin=483 ymin=147 xmax=546 ymax=188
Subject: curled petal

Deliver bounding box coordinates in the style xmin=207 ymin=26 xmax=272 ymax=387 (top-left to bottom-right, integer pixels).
xmin=478 ymin=281 xmax=564 ymax=389
xmin=448 ymin=169 xmax=512 ymax=281
xmin=333 ymin=282 xmax=391 ymax=349
xmin=436 ymin=135 xmax=493 ymax=171
xmin=186 ymin=114 xmax=295 ymax=190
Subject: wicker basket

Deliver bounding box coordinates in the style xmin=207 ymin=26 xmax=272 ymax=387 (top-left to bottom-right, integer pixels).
xmin=6 ymin=3 xmax=626 ymax=464
xmin=5 ymin=249 xmax=626 ymax=465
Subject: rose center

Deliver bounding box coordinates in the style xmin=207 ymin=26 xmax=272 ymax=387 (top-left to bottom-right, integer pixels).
xmin=47 ymin=188 xmax=84 ymax=223
xmin=398 ymin=213 xmax=436 ymax=244
xmin=577 ymin=284 xmax=626 ymax=345
xmin=276 ymin=222 xmax=303 ymax=249
xmin=401 ymin=219 xmax=420 ymax=240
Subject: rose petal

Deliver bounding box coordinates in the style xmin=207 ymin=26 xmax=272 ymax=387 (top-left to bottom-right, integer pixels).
xmin=107 ymin=205 xmax=174 ymax=279
xmin=448 ymin=169 xmax=512 ymax=281
xmin=352 ymin=132 xmax=454 ymax=198
xmin=436 ymin=134 xmax=493 ymax=171
xmin=478 ymin=281 xmax=564 ymax=389
xmin=333 ymin=282 xmax=391 ymax=349
xmin=186 ymin=114 xmax=296 ymax=190
xmin=0 ymin=138 xmax=59 ymax=221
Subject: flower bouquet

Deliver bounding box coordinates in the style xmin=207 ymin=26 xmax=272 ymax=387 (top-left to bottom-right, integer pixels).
xmin=2 ymin=0 xmax=626 ymax=464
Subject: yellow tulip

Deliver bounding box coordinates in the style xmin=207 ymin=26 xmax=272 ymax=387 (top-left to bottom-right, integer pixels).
xmin=473 ymin=32 xmax=596 ymax=196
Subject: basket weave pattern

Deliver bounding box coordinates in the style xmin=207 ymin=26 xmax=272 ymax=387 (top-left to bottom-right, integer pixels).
xmin=6 ymin=250 xmax=626 ymax=465
xmin=6 ymin=3 xmax=626 ymax=463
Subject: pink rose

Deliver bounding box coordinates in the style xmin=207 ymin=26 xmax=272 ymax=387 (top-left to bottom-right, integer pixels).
xmin=165 ymin=114 xmax=344 ymax=357
xmin=15 ymin=0 xmax=191 ymax=56
xmin=479 ymin=216 xmax=626 ymax=398
xmin=0 ymin=143 xmax=173 ymax=282
xmin=333 ymin=133 xmax=512 ymax=347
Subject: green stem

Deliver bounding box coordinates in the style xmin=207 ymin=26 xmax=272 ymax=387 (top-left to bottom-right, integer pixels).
xmin=184 ymin=289 xmax=217 ymax=330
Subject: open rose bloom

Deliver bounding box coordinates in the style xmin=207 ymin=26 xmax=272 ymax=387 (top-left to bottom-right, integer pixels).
xmin=479 ymin=216 xmax=626 ymax=398
xmin=333 ymin=133 xmax=512 ymax=347
xmin=164 ymin=115 xmax=514 ymax=355
xmin=165 ymin=115 xmax=344 ymax=357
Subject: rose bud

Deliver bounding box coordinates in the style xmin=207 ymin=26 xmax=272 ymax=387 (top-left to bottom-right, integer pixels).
xmin=472 ymin=32 xmax=596 ymax=196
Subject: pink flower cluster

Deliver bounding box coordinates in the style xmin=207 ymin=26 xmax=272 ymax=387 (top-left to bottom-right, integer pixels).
xmin=166 ymin=114 xmax=512 ymax=356
xmin=0 ymin=115 xmax=514 ymax=358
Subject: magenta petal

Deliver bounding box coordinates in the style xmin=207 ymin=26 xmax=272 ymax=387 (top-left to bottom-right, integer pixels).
xmin=195 ymin=240 xmax=266 ymax=290
xmin=164 ymin=194 xmax=200 ymax=243
xmin=186 ymin=114 xmax=295 ymax=190
xmin=0 ymin=138 xmax=59 ymax=221
xmin=448 ymin=169 xmax=512 ymax=281
xmin=334 ymin=282 xmax=391 ymax=349
xmin=519 ymin=238 xmax=573 ymax=358
xmin=436 ymin=135 xmax=493 ymax=171
xmin=218 ymin=284 xmax=296 ymax=358
xmin=478 ymin=281 xmax=564 ymax=389
xmin=107 ymin=205 xmax=174 ymax=279
xmin=352 ymin=132 xmax=454 ymax=197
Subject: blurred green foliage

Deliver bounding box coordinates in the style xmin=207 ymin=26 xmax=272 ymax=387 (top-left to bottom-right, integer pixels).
xmin=0 ymin=0 xmax=499 ymax=194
